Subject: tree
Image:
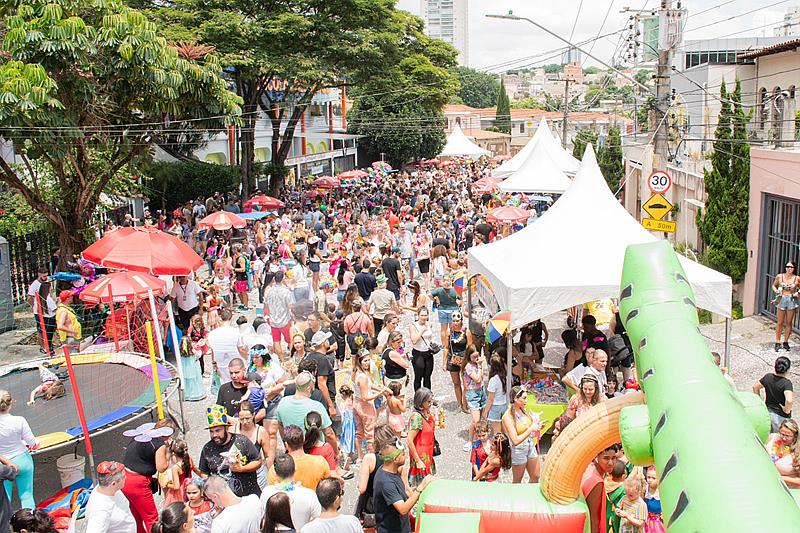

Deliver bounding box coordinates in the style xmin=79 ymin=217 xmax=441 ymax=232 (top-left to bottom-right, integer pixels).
xmin=0 ymin=0 xmax=241 ymax=260
xmin=697 ymin=77 xmax=750 ymax=282
xmin=583 ymin=66 xmax=601 ymax=75
xmin=453 ymin=67 xmax=499 ymax=108
xmin=496 ymin=81 xmax=511 ymax=134
xmin=634 ymin=69 xmax=654 ymax=88
xmin=511 ymin=96 xmax=546 ymax=109
xmin=347 ymin=11 xmax=457 ymax=166
xmin=139 ymin=0 xmax=398 ymax=195
xmin=572 ymin=129 xmax=598 ymax=160
xmin=599 ymin=127 xmax=624 ymax=192
xmin=543 ymin=63 xmax=563 ymax=73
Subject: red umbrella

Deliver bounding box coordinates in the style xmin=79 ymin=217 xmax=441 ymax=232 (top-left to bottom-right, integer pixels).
xmin=197 ymin=211 xmax=247 ymax=230
xmin=243 ymin=195 xmax=285 ymax=210
xmin=487 ymin=206 xmax=531 ymax=224
xmin=79 ymin=271 xmax=167 ymax=304
xmin=421 ymin=159 xmax=441 ymax=167
xmin=473 ymin=176 xmax=501 ymax=191
xmin=313 ymin=176 xmax=340 ymax=189
xmin=338 ymin=169 xmax=369 ymax=180
xmin=82 ymin=226 xmax=204 ymax=275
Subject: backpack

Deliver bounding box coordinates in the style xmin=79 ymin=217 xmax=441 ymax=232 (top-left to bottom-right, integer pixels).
xmin=606 ymin=334 xmax=631 ymax=367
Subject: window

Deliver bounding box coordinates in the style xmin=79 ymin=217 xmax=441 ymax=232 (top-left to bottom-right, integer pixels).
xmin=519 ymin=122 xmax=525 ymax=134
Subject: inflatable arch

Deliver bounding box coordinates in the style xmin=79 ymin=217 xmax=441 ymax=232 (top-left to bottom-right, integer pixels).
xmin=415 ymin=241 xmax=800 ymax=533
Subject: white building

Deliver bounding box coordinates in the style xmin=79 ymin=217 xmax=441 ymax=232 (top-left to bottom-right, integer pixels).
xmin=774 ymin=6 xmax=800 ymax=36
xmin=420 ymin=0 xmax=469 ymax=66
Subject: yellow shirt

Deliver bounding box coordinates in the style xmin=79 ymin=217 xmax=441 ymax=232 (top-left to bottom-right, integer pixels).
xmin=56 ymin=304 xmax=82 ymax=342
xmin=267 ymin=453 xmax=329 ymax=491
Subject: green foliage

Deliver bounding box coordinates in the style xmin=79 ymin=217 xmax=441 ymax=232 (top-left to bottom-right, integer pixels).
xmin=585 ymin=77 xmax=634 ymax=105
xmin=583 ymin=66 xmax=601 ymax=75
xmin=495 ymin=81 xmax=511 ymax=135
xmin=143 ymin=161 xmax=240 ymax=211
xmin=453 ymin=66 xmax=499 ymax=108
xmin=697 ymin=77 xmax=750 ymax=283
xmin=795 ymin=111 xmax=800 ymax=141
xmin=634 ymin=69 xmax=654 ymax=87
xmin=0 ymin=0 xmax=241 ymax=258
xmin=0 ymin=190 xmax=48 ymax=237
xmin=543 ymin=63 xmax=563 ymax=73
xmin=511 ymin=97 xmax=546 ymax=109
xmin=637 ymin=96 xmax=654 ymax=132
xmin=484 ymin=126 xmax=502 ymax=133
xmin=572 ymin=129 xmax=598 ymax=160
xmin=347 ymin=10 xmax=457 ymax=167
xmin=599 ymin=127 xmax=624 ymax=192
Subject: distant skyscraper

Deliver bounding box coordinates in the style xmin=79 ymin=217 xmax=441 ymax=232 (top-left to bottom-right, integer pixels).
xmin=774 ymin=6 xmax=800 ymax=36
xmin=420 ymin=0 xmax=469 ymax=66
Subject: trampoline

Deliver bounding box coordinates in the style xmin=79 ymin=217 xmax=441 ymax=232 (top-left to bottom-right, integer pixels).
xmin=0 ymin=352 xmax=179 ymax=451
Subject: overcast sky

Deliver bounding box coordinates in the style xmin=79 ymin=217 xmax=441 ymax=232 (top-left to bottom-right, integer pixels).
xmin=396 ymin=0 xmax=793 ymax=70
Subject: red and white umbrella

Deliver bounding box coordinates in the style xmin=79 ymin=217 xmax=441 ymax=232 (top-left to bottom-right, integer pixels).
xmin=338 ymin=169 xmax=369 ymax=180
xmin=79 ymin=271 xmax=167 ymax=304
xmin=487 ymin=206 xmax=530 ymax=224
xmin=82 ymin=226 xmax=204 ymax=275
xmin=473 ymin=176 xmax=501 ymax=192
xmin=197 ymin=211 xmax=247 ymax=230
xmin=313 ymin=176 xmax=340 ymax=189
xmin=243 ymin=195 xmax=285 ymax=210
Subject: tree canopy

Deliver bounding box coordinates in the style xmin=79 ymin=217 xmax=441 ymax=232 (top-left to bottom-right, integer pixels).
xmin=0 ymin=0 xmax=241 ymax=258
xmin=453 ymin=67 xmax=500 ymax=108
xmin=495 ymin=81 xmax=511 ymax=134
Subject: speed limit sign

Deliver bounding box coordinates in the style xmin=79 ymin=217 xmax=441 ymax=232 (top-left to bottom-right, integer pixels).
xmin=648 ymin=170 xmax=672 ymax=194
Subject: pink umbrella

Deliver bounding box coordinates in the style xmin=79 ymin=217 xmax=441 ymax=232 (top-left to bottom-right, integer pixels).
xmin=80 ymin=271 xmax=167 ymax=304
xmin=473 ymin=176 xmax=501 ymax=191
xmin=313 ymin=176 xmax=340 ymax=189
xmin=243 ymin=195 xmax=285 ymax=210
xmin=338 ymin=169 xmax=369 ymax=180
xmin=197 ymin=211 xmax=247 ymax=230
xmin=487 ymin=206 xmax=531 ymax=224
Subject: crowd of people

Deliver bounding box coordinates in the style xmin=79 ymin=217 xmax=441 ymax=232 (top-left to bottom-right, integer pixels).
xmin=2 ymin=158 xmax=796 ymax=533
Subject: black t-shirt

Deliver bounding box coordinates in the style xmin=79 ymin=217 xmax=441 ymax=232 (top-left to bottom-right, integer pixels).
xmin=760 ymin=373 xmax=793 ymax=415
xmin=123 ymin=439 xmax=164 ymax=477
xmin=303 ymin=351 xmax=336 ymax=402
xmin=216 ymin=382 xmax=248 ymax=418
xmin=283 ymin=384 xmax=326 ymax=405
xmin=198 ymin=433 xmax=261 ymax=497
xmin=381 ymin=257 xmax=402 ymax=292
xmin=374 ymin=467 xmax=410 ymax=533
xmin=354 ymin=271 xmax=377 ymax=299
xmin=582 ymin=329 xmax=608 ymax=354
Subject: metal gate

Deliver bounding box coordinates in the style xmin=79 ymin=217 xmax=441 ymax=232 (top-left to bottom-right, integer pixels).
xmin=758 ymin=194 xmax=800 ymax=327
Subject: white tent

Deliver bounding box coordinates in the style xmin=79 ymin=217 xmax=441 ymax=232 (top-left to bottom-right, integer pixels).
xmin=497 ymin=140 xmax=573 ymax=194
xmin=439 ymin=124 xmax=491 ymax=158
xmin=493 ymin=118 xmax=581 ymax=177
xmin=469 ymin=145 xmax=732 ymax=330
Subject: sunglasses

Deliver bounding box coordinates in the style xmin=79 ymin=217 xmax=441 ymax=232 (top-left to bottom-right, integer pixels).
xmin=788 ymin=265 xmax=795 ymax=269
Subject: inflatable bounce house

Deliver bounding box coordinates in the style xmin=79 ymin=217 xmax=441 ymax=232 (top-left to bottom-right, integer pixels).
xmin=415 ymin=241 xmax=800 ymax=532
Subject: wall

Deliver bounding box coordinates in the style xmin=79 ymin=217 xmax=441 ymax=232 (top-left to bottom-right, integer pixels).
xmin=743 ymin=148 xmax=800 ymax=315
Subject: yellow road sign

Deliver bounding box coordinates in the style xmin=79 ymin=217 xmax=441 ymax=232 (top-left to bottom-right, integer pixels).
xmin=643 ymin=193 xmax=674 ymax=221
xmin=642 ymin=218 xmax=677 ymax=233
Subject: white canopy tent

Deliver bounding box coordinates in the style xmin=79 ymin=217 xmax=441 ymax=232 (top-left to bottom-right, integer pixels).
xmin=493 ymin=118 xmax=581 ymax=177
xmin=468 ymin=145 xmax=732 ymax=331
xmin=439 ymin=124 xmax=491 ymax=158
xmin=497 ymin=140 xmax=573 ymax=194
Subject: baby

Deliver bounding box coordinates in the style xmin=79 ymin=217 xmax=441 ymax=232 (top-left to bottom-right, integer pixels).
xmin=28 ymin=364 xmax=65 ymax=405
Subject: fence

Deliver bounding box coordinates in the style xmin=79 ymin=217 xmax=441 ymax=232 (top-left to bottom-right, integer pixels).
xmin=8 ymin=230 xmax=59 ymax=306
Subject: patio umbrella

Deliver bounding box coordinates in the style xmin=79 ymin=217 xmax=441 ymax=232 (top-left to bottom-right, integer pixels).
xmin=196 ymin=211 xmax=247 ymax=230
xmin=371 ymin=161 xmax=392 ymax=172
xmin=421 ymin=159 xmax=441 ymax=167
xmin=485 ymin=311 xmax=511 ymax=344
xmin=313 ymin=176 xmax=340 ymax=189
xmin=473 ymin=176 xmax=501 ymax=192
xmin=243 ymin=195 xmax=285 ymax=210
xmin=487 ymin=206 xmax=530 ymax=224
xmin=79 ymin=271 xmax=167 ymax=304
xmin=82 ymin=226 xmax=204 ymax=275
xmin=338 ymin=169 xmax=369 ymax=180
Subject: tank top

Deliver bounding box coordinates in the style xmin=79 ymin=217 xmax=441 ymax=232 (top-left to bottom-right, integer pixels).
xmin=513 ymin=407 xmax=533 ymax=435
xmin=532 ymin=321 xmax=543 ymax=342
xmin=382 ymin=348 xmax=406 ymax=379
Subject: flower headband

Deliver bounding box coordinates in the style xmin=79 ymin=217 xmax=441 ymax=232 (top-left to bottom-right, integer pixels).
xmin=249 ymin=347 xmax=268 ymax=357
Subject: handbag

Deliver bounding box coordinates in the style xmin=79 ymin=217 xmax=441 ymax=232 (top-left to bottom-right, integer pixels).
xmin=433 ymin=438 xmax=441 ymax=457
xmin=448 ymin=333 xmax=465 ymax=367
xmin=157 ymin=467 xmax=173 ymax=490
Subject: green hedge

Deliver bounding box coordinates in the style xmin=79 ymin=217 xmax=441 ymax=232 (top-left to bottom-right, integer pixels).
xmin=143 ymin=161 xmax=241 ymax=211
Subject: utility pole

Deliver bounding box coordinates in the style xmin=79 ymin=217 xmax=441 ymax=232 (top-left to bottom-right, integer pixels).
xmin=562 ymin=78 xmax=569 ymax=149
xmin=653 ymin=0 xmax=672 ymax=167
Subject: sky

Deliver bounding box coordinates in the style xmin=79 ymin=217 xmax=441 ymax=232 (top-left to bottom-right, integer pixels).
xmin=396 ymin=0 xmax=794 ymax=71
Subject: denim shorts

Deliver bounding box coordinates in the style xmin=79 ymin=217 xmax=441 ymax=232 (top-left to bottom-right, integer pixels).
xmin=438 ymin=309 xmax=455 ymax=324
xmin=487 ymin=403 xmax=507 ymax=422
xmin=264 ymin=395 xmax=281 ymax=421
xmin=511 ymin=436 xmax=537 ymax=465
xmin=465 ymin=388 xmax=487 ymax=410
xmin=778 ymin=295 xmax=799 ymax=310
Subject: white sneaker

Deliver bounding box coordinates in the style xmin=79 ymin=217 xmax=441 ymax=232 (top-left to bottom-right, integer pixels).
xmin=463 ymin=442 xmax=471 ymax=452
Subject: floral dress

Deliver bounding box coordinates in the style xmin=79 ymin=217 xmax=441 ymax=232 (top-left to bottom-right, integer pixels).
xmin=408 ymin=410 xmax=436 ymax=487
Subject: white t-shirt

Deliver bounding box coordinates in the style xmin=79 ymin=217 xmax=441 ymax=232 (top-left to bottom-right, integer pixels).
xmin=84 ymin=490 xmax=137 ymax=533
xmin=28 ymin=280 xmax=43 ymax=315
xmin=170 ymin=280 xmax=203 ymax=311
xmin=487 ymin=375 xmax=508 ymax=406
xmin=410 ymin=322 xmax=433 ymax=352
xmin=260 ymin=483 xmax=321 ymax=530
xmin=0 ymin=414 xmax=37 ymax=458
xmin=565 ymin=364 xmax=607 ymax=390
xmin=212 ymin=494 xmax=262 ymax=533
xmin=208 ymin=325 xmax=242 ymax=383
xmin=300 ymin=514 xmax=363 ymax=533
xmin=377 ymin=328 xmax=390 ymax=351
xmin=292 ymin=264 xmax=310 ymax=289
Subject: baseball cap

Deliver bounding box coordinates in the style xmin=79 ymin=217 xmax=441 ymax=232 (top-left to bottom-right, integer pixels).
xmin=58 ymin=290 xmax=73 ymax=302
xmin=310 ymin=330 xmax=333 ymax=348
xmin=391 ymin=246 xmax=400 ymax=254
xmin=376 ymin=274 xmax=387 ymax=285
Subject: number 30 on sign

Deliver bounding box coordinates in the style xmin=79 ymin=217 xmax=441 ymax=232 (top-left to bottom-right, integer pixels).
xmin=648 ymin=170 xmax=672 ymax=194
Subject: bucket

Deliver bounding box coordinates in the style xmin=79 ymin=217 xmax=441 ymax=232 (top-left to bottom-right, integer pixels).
xmin=56 ymin=454 xmax=86 ymax=488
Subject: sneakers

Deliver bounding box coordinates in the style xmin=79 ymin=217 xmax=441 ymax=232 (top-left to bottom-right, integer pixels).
xmin=776 ymin=343 xmax=781 ymax=352
xmin=784 ymin=342 xmax=791 ymax=351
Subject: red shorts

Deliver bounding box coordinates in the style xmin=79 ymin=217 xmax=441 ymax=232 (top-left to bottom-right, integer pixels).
xmin=233 ymin=280 xmax=249 ymax=293
xmin=270 ymin=323 xmax=292 ymax=344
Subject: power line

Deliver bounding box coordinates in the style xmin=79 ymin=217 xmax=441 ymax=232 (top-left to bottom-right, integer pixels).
xmin=569 ymin=0 xmax=586 ymax=43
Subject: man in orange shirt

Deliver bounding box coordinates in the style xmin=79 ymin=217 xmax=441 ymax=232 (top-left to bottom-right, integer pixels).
xmin=582 ymin=446 xmax=617 ymax=533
